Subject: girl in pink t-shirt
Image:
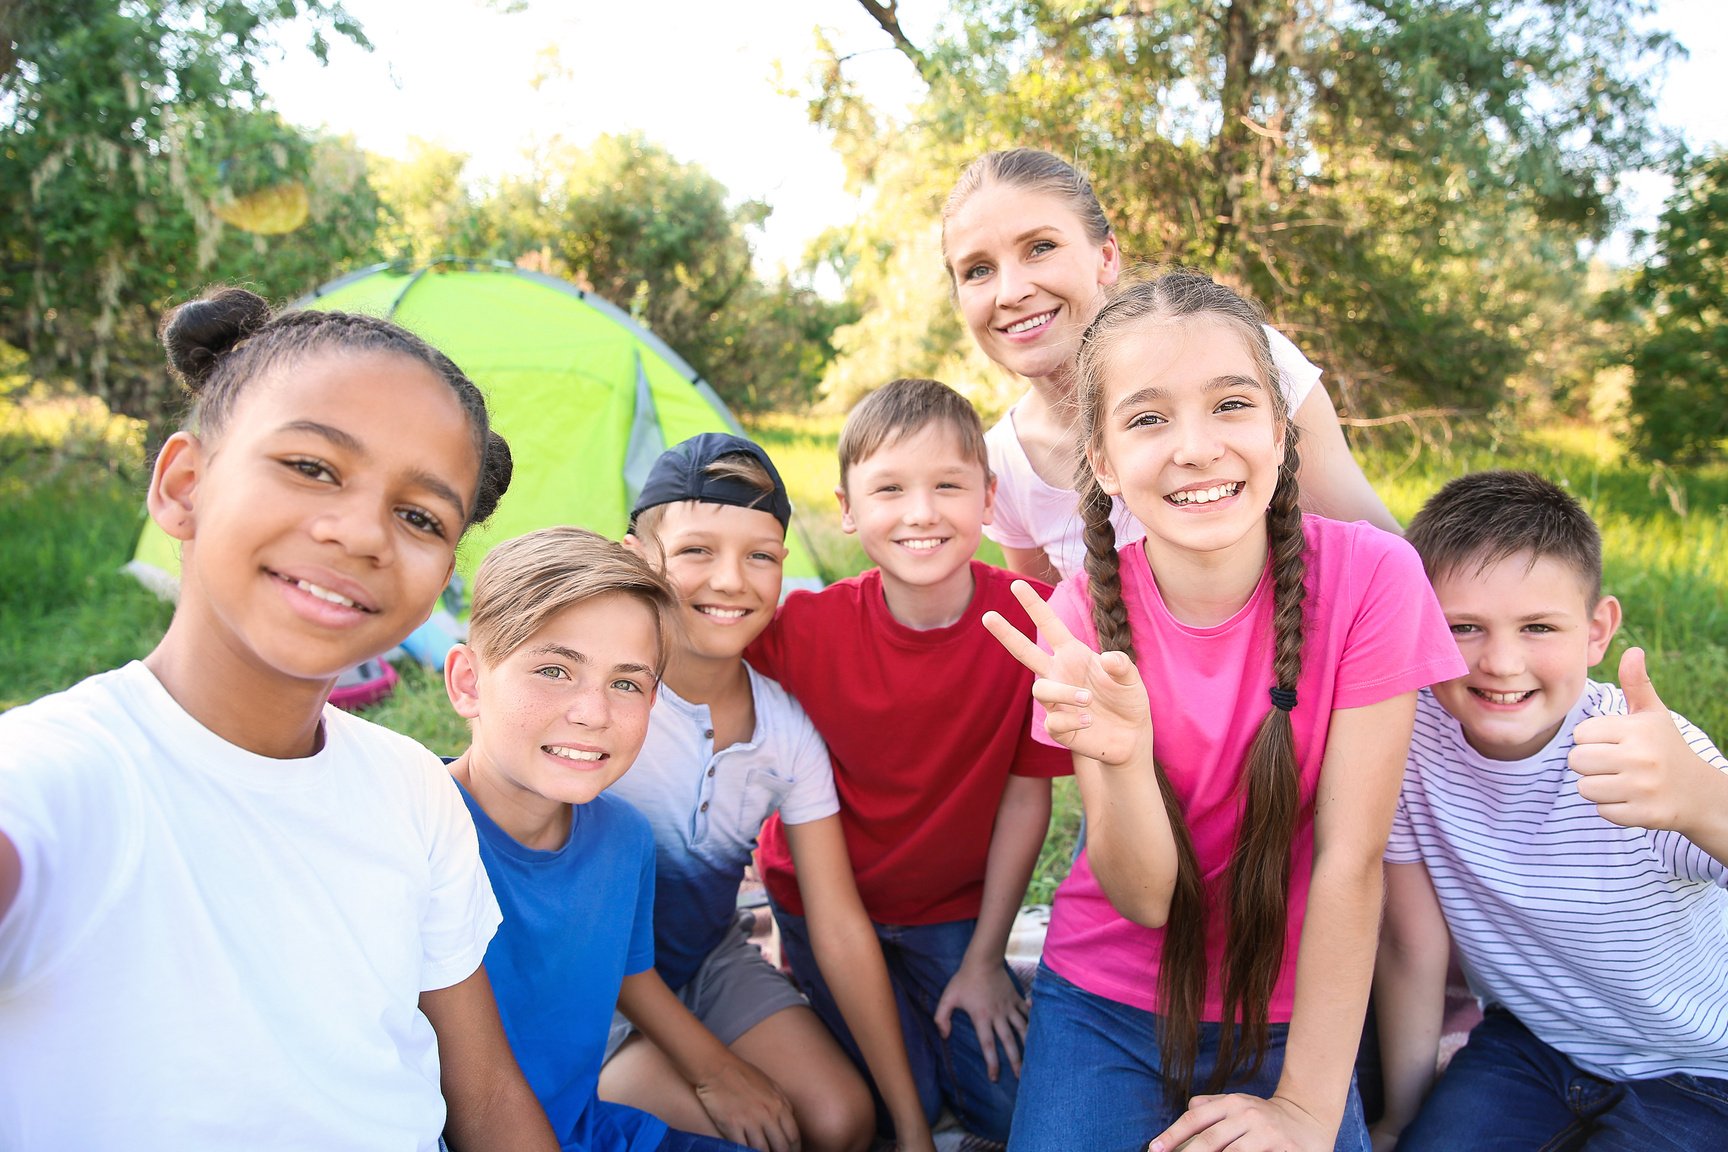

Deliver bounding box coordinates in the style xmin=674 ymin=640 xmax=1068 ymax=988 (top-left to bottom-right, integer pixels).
xmin=985 ymin=272 xmax=1462 ymax=1152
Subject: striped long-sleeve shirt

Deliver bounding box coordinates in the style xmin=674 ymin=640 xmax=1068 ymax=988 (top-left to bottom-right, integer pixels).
xmin=1387 ymin=682 xmax=1728 ymax=1081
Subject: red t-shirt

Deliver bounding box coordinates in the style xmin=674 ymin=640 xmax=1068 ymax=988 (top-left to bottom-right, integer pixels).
xmin=748 ymin=562 xmax=1070 ymax=924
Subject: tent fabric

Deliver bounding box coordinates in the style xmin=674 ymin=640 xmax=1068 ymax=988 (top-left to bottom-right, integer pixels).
xmin=130 ymin=260 xmax=825 ymax=594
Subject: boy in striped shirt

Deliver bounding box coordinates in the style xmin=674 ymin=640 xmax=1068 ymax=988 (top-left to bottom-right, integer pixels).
xmin=1372 ymin=470 xmax=1728 ymax=1151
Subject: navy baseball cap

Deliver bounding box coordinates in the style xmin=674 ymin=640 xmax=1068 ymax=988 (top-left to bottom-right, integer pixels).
xmin=629 ymin=432 xmax=793 ymax=533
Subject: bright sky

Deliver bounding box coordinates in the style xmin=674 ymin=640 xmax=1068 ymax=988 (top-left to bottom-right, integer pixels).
xmin=262 ymin=0 xmax=1726 ymax=272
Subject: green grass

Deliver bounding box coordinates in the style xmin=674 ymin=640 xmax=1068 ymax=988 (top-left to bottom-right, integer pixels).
xmin=6 ymin=394 xmax=1726 ymax=898
xmin=0 ymin=391 xmax=173 ymax=709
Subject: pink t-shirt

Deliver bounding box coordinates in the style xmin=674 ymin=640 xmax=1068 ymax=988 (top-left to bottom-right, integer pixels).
xmin=1035 ymin=516 xmax=1464 ymax=1020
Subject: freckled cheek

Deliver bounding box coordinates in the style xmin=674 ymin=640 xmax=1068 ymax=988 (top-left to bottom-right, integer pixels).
xmin=606 ymin=716 xmax=648 ymax=763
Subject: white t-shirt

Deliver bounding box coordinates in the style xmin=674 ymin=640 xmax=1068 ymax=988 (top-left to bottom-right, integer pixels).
xmin=983 ymin=324 xmax=1323 ymax=580
xmin=1387 ymin=683 xmax=1728 ymax=1080
xmin=0 ymin=662 xmax=501 ymax=1150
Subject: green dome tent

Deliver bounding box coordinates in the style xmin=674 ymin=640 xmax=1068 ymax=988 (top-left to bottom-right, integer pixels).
xmin=129 ymin=259 xmax=827 ymax=600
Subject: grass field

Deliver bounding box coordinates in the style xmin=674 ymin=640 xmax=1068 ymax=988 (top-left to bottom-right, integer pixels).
xmin=5 ymin=391 xmax=1724 ymax=901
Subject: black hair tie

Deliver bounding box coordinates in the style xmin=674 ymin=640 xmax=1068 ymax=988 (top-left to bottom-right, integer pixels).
xmin=1269 ymin=686 xmax=1298 ymax=713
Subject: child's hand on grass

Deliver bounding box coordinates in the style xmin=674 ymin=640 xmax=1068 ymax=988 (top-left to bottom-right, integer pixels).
xmin=983 ymin=579 xmax=1153 ymax=769
xmin=934 ymin=956 xmax=1028 ymax=1083
xmin=1570 ymin=647 xmax=1726 ymax=837
xmin=694 ymin=1054 xmax=801 ymax=1152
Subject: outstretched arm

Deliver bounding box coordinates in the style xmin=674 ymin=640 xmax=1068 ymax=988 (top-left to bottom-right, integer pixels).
xmin=983 ymin=580 xmax=1178 ymax=927
xmin=1369 ymin=861 xmax=1452 ymax=1151
xmin=1152 ymin=692 xmax=1418 ymax=1152
xmin=1571 ymin=647 xmax=1728 ymax=868
xmin=616 ymin=968 xmax=801 ymax=1152
xmin=787 ymin=815 xmax=937 ymax=1152
xmin=420 ymin=966 xmax=559 ymax=1152
xmin=934 ymin=773 xmax=1049 ymax=1082
xmin=1291 ymin=385 xmax=1401 ymax=534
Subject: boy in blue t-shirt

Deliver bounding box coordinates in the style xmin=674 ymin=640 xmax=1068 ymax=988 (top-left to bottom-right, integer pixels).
xmin=443 ymin=527 xmax=751 ymax=1152
xmin=1372 ymin=471 xmax=1728 ymax=1151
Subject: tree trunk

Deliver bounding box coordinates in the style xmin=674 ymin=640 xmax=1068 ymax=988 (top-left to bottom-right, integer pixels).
xmin=1211 ymin=0 xmax=1262 ymax=265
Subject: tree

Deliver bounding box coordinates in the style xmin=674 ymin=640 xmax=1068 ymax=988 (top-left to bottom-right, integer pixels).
xmin=513 ymin=132 xmax=854 ymax=414
xmin=1618 ymin=152 xmax=1728 ymax=462
xmin=1 ymin=0 xmax=377 ymax=423
xmin=818 ymin=0 xmax=1676 ymax=414
xmin=549 ymin=133 xmax=766 ymax=362
xmin=370 ymin=140 xmax=488 ymax=265
xmin=296 ymin=129 xmax=855 ymax=414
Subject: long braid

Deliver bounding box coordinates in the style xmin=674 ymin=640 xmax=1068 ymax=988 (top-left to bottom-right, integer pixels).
xmin=1079 ymin=478 xmax=1132 ymax=657
xmin=1077 ymin=459 xmax=1210 ymax=1105
xmin=1211 ymin=428 xmax=1307 ymax=1089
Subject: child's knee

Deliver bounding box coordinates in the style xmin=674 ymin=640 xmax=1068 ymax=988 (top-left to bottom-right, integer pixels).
xmin=792 ymin=1072 xmax=874 ymax=1152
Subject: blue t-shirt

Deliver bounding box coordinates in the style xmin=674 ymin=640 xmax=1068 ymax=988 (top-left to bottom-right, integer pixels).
xmin=458 ymin=784 xmax=666 ymax=1152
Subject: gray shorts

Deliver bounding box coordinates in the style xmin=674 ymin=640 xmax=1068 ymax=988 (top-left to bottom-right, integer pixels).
xmin=604 ymin=912 xmax=808 ymax=1061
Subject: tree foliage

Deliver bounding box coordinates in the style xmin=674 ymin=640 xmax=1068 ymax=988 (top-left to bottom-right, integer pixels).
xmin=544 ymin=133 xmax=857 ymax=414
xmin=369 ymin=140 xmax=494 ymax=265
xmin=370 ymin=132 xmax=856 ymax=415
xmin=1 ymin=0 xmax=380 ymax=423
xmin=1617 ymin=152 xmax=1728 ymax=462
xmin=819 ymin=0 xmax=1675 ymax=415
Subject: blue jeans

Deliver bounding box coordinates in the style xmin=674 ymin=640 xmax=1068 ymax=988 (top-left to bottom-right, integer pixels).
xmin=771 ymin=901 xmax=1021 ymax=1143
xmin=1400 ymin=1008 xmax=1728 ymax=1151
xmin=1008 ymin=964 xmax=1370 ymax=1152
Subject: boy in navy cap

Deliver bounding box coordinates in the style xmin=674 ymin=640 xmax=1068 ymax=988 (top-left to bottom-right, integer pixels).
xmin=601 ymin=434 xmax=936 ymax=1152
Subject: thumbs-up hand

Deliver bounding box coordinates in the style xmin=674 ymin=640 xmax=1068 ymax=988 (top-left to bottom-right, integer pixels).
xmin=1568 ymin=648 xmax=1713 ymax=833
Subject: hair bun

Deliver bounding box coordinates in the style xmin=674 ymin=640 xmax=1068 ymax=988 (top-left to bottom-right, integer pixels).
xmin=471 ymin=430 xmax=515 ymax=525
xmin=159 ymin=287 xmax=274 ymax=392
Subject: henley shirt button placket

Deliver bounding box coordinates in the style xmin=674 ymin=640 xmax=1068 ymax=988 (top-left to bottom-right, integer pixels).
xmin=692 ymin=724 xmax=716 ymax=835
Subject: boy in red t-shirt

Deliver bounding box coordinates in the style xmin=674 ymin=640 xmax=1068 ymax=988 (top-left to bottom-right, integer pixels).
xmin=748 ymin=377 xmax=1068 ymax=1144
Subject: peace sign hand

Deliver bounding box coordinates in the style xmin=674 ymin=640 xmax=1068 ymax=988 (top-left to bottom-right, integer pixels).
xmin=983 ymin=579 xmax=1154 ymax=768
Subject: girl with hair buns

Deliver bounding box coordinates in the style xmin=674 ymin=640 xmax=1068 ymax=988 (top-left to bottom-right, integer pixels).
xmin=984 ymin=271 xmax=1462 ymax=1151
xmin=0 ymin=288 xmax=558 ymax=1150
xmin=942 ymin=148 xmax=1400 ymax=585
